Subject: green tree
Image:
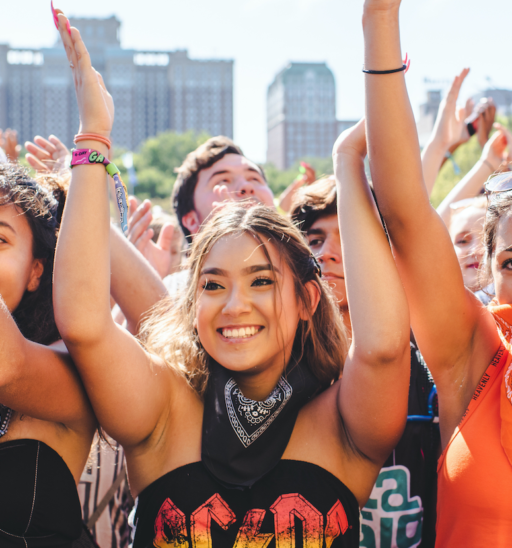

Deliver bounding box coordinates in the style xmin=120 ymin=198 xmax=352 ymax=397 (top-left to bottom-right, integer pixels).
xmin=113 ymin=130 xmax=211 ymax=201
xmin=263 ymin=157 xmax=335 ymax=197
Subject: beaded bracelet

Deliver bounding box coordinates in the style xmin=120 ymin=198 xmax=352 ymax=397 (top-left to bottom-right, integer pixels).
xmin=70 ymin=149 xmax=129 ymax=234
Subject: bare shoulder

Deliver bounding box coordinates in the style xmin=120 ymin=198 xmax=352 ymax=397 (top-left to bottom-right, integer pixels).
xmin=283 ymin=382 xmax=381 ymax=507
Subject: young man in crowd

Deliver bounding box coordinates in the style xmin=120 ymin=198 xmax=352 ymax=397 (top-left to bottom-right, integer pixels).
xmin=127 ymin=136 xmax=275 ymax=291
xmin=290 ymin=177 xmax=440 ymax=548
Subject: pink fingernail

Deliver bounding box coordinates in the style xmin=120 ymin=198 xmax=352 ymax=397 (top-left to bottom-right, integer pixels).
xmin=66 ymin=20 xmax=72 ymax=37
xmin=51 ymin=1 xmax=59 ymax=30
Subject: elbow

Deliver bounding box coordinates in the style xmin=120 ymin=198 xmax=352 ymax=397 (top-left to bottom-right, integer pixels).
xmin=354 ymin=327 xmax=410 ymax=367
xmin=54 ymin=302 xmax=112 ymax=347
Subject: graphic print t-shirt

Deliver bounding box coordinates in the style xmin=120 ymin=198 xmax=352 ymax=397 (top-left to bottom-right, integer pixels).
xmin=131 ymin=460 xmax=360 ymax=548
xmin=360 ymin=343 xmax=439 ymax=548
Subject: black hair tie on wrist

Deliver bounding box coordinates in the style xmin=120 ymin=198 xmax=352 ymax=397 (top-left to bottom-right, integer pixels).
xmin=362 ymin=63 xmax=408 ymax=75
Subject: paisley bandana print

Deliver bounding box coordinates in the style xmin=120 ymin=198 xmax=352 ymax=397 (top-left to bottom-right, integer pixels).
xmin=225 ymin=377 xmax=292 ymax=448
xmin=202 ymin=359 xmax=325 ymax=489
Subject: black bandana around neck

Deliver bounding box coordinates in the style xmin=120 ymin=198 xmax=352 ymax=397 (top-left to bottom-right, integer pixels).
xmin=202 ymin=358 xmax=325 ymax=489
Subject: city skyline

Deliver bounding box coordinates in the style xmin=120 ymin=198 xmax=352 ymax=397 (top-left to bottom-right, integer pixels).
xmin=1 ymin=16 xmax=233 ymax=150
xmin=2 ymin=0 xmax=511 ymax=163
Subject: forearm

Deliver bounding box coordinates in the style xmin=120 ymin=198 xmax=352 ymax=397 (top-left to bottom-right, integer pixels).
xmin=110 ymin=224 xmax=167 ymax=334
xmin=437 ymin=159 xmax=493 ymax=225
xmin=422 ymin=138 xmax=448 ymax=196
xmin=363 ymin=8 xmax=429 ymax=231
xmin=337 ymin=155 xmax=410 ymax=359
xmin=54 ymin=140 xmax=113 ymax=345
xmin=0 ymin=297 xmax=26 ymax=385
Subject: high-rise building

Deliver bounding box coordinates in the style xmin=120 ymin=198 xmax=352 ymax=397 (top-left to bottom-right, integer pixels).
xmin=266 ymin=62 xmax=340 ymax=170
xmin=0 ymin=16 xmax=233 ymax=150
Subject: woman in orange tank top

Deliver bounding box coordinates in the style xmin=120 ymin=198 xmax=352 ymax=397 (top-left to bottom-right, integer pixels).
xmin=361 ymin=0 xmax=512 ymax=545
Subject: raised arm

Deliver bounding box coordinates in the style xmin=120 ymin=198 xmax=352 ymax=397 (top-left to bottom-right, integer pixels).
xmin=53 ymin=12 xmax=172 ymax=448
xmin=0 ymin=297 xmax=93 ymax=430
xmin=362 ymin=0 xmax=499 ymax=391
xmin=421 ymin=68 xmax=470 ymax=195
xmin=437 ymin=129 xmax=507 ymax=225
xmin=110 ymin=224 xmax=168 ymax=334
xmin=335 ymin=120 xmax=410 ymax=463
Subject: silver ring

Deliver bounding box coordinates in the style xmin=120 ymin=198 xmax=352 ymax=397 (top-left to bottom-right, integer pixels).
xmin=69 ymin=62 xmax=74 ymax=69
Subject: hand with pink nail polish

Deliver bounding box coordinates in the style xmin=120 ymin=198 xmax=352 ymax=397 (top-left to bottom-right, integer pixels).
xmin=55 ymin=9 xmax=114 ymax=138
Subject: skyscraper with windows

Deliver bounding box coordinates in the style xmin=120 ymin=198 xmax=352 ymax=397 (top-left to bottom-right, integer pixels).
xmin=266 ymin=62 xmax=339 ymax=170
xmin=0 ymin=16 xmax=233 ymax=150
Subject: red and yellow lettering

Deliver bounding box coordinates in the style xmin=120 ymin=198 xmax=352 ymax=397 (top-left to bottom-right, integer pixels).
xmin=270 ymin=494 xmax=323 ymax=548
xmin=190 ymin=493 xmax=236 ymax=548
xmin=324 ymin=500 xmax=349 ymax=547
xmin=153 ymin=498 xmax=189 ymax=548
xmin=233 ymin=509 xmax=274 ymax=548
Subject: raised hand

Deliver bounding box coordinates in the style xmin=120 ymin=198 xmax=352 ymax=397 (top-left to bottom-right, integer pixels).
xmin=476 ymin=98 xmax=497 ymax=149
xmin=333 ymin=119 xmax=367 ymax=162
xmin=364 ymin=0 xmax=402 ymax=12
xmin=0 ymin=129 xmax=21 ymax=161
xmin=25 ymin=135 xmax=70 ymax=172
xmin=127 ymin=198 xmax=175 ymax=279
xmin=432 ymin=68 xmax=470 ymax=150
xmin=56 ymin=10 xmax=114 ymax=138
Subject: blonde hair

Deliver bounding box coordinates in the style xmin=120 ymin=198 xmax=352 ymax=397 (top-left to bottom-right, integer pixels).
xmin=139 ymin=202 xmax=349 ymax=396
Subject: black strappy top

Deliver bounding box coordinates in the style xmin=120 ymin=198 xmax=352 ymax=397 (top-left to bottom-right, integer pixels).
xmin=132 ymin=460 xmax=360 ymax=547
xmin=0 ymin=439 xmax=82 ymax=547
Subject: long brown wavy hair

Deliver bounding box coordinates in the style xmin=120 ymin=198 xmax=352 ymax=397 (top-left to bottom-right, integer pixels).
xmin=139 ymin=202 xmax=349 ymax=396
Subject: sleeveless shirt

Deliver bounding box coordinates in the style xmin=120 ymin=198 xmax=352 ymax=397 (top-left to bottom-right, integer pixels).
xmin=436 ymin=339 xmax=512 ymax=547
xmin=0 ymin=438 xmax=82 ymax=547
xmin=131 ymin=460 xmax=360 ymax=548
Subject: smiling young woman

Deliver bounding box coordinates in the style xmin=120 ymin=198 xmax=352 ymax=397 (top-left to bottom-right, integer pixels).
xmin=52 ymin=9 xmax=412 ymax=548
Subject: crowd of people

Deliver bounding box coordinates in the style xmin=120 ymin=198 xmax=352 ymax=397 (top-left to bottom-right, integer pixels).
xmin=0 ymin=1 xmax=510 ymax=547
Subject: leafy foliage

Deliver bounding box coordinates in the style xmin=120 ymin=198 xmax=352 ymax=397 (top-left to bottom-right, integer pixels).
xmin=262 ymin=157 xmax=334 ymax=196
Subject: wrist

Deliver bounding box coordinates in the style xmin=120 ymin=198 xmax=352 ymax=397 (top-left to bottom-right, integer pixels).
xmin=73 ymin=141 xmax=110 ymax=159
xmin=480 ymin=158 xmax=497 ymax=173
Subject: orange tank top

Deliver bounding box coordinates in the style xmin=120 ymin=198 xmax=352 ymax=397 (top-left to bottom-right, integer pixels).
xmin=436 ymin=304 xmax=512 ymax=547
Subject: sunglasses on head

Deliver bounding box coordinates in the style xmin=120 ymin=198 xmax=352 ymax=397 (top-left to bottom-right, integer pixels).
xmin=484 ymin=164 xmax=512 ymax=199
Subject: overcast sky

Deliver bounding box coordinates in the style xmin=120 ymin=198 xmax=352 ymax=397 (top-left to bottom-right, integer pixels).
xmin=1 ymin=0 xmax=509 ymax=162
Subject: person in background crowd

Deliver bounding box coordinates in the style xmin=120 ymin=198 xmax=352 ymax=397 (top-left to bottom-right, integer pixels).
xmin=362 ymin=0 xmax=512 ymax=544
xmin=420 ymin=70 xmax=510 ymax=297
xmin=291 ymin=174 xmax=439 ymax=547
xmin=128 ymin=135 xmax=276 ymax=294
xmin=52 ymin=13 xmax=412 ymax=547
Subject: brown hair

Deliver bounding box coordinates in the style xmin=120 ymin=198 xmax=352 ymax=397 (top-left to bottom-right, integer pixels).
xmin=481 ymin=192 xmax=512 ymax=289
xmin=289 ymin=176 xmax=337 ymax=234
xmin=0 ymin=163 xmax=68 ymax=345
xmin=139 ymin=202 xmax=348 ymax=396
xmin=172 ymin=136 xmax=244 ymax=239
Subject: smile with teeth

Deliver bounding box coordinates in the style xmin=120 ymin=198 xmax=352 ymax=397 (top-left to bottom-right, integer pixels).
xmin=220 ymin=326 xmax=261 ymax=339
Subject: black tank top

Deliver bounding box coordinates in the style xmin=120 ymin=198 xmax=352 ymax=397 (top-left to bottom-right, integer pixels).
xmin=0 ymin=439 xmax=83 ymax=547
xmin=132 ymin=460 xmax=360 ymax=547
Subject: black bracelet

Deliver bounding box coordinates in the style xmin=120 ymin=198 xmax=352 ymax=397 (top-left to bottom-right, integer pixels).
xmin=362 ymin=64 xmax=407 ymax=75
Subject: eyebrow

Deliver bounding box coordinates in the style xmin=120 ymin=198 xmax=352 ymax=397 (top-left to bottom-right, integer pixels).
xmin=306 ymin=228 xmax=326 ymax=236
xmin=200 ymin=263 xmax=279 ymax=277
xmin=0 ymin=220 xmax=16 ymax=235
xmin=208 ymin=166 xmax=264 ymax=182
